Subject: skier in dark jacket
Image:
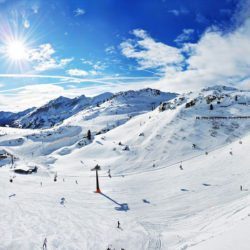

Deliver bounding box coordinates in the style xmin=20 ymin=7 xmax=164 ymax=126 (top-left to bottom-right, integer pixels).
xmin=108 ymin=169 xmax=111 ymax=178
xmin=54 ymin=172 xmax=57 ymax=182
xmin=43 ymin=238 xmax=47 ymax=250
xmin=179 ymin=163 xmax=183 ymax=170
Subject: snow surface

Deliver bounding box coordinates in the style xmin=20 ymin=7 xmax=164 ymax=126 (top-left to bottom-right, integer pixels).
xmin=0 ymin=86 xmax=250 ymax=249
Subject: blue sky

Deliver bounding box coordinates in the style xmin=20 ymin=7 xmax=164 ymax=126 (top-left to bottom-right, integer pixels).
xmin=0 ymin=0 xmax=249 ymax=110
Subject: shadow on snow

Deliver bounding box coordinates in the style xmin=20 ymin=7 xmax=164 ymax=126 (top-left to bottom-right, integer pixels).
xmin=100 ymin=192 xmax=129 ymax=212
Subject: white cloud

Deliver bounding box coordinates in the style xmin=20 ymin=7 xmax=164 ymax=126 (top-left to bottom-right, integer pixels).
xmin=0 ymin=84 xmax=66 ymax=111
xmin=175 ymin=29 xmax=194 ymax=44
xmin=28 ymin=44 xmax=73 ymax=71
xmin=74 ymin=8 xmax=85 ymax=17
xmin=89 ymin=70 xmax=98 ymax=76
xmin=182 ymin=21 xmax=250 ymax=86
xmin=81 ymin=59 xmax=93 ymax=65
xmin=93 ymin=61 xmax=106 ymax=71
xmin=80 ymin=59 xmax=106 ymax=74
xmin=120 ymin=29 xmax=184 ymax=74
xmin=168 ymin=8 xmax=189 ymax=16
xmin=156 ymin=19 xmax=250 ymax=92
xmin=0 ymin=74 xmax=157 ymax=87
xmin=67 ymin=68 xmax=88 ymax=77
xmin=121 ymin=7 xmax=250 ymax=92
xmin=0 ymin=42 xmax=71 ymax=72
xmin=105 ymin=45 xmax=116 ymax=54
xmin=187 ymin=26 xmax=250 ymax=78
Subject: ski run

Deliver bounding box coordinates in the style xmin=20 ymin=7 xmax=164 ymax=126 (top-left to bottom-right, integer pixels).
xmin=0 ymin=86 xmax=250 ymax=250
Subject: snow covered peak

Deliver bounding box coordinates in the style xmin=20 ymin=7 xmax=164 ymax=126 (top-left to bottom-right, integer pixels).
xmin=106 ymin=88 xmax=177 ymax=108
xmin=112 ymin=88 xmax=168 ymax=99
xmin=0 ymin=88 xmax=177 ymax=129
xmin=49 ymin=96 xmax=72 ymax=104
xmin=9 ymin=92 xmax=112 ymax=129
xmin=202 ymin=85 xmax=239 ymax=92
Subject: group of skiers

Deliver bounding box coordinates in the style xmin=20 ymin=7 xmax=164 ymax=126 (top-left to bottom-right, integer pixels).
xmin=42 ymin=221 xmax=122 ymax=249
xmin=107 ymin=247 xmax=125 ymax=250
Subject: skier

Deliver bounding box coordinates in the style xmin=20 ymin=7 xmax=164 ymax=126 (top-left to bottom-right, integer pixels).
xmin=54 ymin=172 xmax=57 ymax=182
xmin=42 ymin=238 xmax=47 ymax=250
xmin=60 ymin=197 xmax=65 ymax=205
xmin=40 ymin=182 xmax=42 ymax=187
xmin=240 ymin=185 xmax=243 ymax=191
xmin=75 ymin=180 xmax=78 ymax=184
xmin=117 ymin=221 xmax=120 ymax=229
xmin=179 ymin=164 xmax=183 ymax=170
xmin=106 ymin=244 xmax=113 ymax=250
xmin=108 ymin=169 xmax=111 ymax=178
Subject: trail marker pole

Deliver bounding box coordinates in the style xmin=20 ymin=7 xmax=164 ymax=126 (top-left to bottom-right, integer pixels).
xmin=91 ymin=164 xmax=101 ymax=193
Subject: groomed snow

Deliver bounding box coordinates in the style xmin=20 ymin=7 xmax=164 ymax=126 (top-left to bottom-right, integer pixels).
xmin=0 ymin=87 xmax=250 ymax=249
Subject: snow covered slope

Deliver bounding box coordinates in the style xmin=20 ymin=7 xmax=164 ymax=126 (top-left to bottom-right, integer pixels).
xmin=0 ymin=86 xmax=250 ymax=250
xmin=0 ymin=88 xmax=177 ymax=167
xmin=68 ymin=86 xmax=250 ymax=175
xmin=62 ymin=88 xmax=177 ymax=134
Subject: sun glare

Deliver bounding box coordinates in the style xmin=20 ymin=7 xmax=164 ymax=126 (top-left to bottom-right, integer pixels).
xmin=6 ymin=40 xmax=28 ymax=61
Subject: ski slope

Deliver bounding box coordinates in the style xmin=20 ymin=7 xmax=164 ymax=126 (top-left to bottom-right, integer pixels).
xmin=0 ymin=86 xmax=250 ymax=249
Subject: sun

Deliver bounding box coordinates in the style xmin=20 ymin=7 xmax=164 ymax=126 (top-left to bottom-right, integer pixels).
xmin=6 ymin=40 xmax=28 ymax=61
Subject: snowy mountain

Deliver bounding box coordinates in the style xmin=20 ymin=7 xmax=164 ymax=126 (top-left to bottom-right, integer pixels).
xmin=0 ymin=86 xmax=250 ymax=249
xmin=202 ymin=85 xmax=239 ymax=92
xmin=68 ymin=86 xmax=250 ymax=175
xmin=0 ymin=88 xmax=176 ymax=129
xmin=62 ymin=88 xmax=178 ymax=134
xmin=12 ymin=92 xmax=113 ymax=129
xmin=0 ymin=107 xmax=35 ymax=126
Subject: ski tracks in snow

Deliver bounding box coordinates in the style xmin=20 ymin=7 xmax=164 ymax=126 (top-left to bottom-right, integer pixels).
xmin=139 ymin=221 xmax=162 ymax=249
